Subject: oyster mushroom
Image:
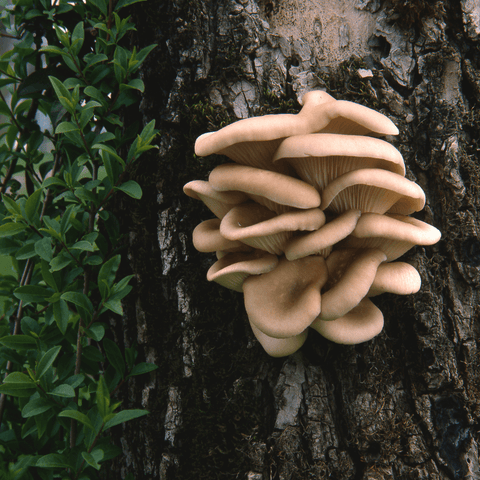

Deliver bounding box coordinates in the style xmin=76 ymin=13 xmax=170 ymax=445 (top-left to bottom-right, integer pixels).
xmin=194 ymin=90 xmax=398 ymax=172
xmin=285 ymin=210 xmax=362 ymax=260
xmin=209 ymin=163 xmax=321 ymax=213
xmin=320 ymin=168 xmax=426 ymax=215
xmin=312 ymin=298 xmax=384 ymax=344
xmin=220 ymin=203 xmax=326 ymax=255
xmin=368 ymin=262 xmax=422 ymax=297
xmin=340 ymin=213 xmax=442 ymax=261
xmin=319 ymin=248 xmax=387 ymax=321
xmin=249 ymin=321 xmax=308 ymax=357
xmin=207 ymin=250 xmax=279 ymax=292
xmin=183 ymin=180 xmax=248 ymax=218
xmin=273 ymin=133 xmax=405 ymax=193
xmin=243 ymin=256 xmax=328 ymax=338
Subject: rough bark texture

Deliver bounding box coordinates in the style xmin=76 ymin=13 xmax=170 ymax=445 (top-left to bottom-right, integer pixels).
xmin=107 ymin=1 xmax=480 ymax=478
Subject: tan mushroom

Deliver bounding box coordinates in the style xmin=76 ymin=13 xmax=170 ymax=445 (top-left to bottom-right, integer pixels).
xmin=285 ymin=210 xmax=362 ymax=261
xmin=273 ymin=134 xmax=405 ymax=193
xmin=368 ymin=262 xmax=421 ymax=297
xmin=192 ymin=219 xmax=248 ymax=253
xmin=243 ymin=255 xmax=328 ymax=338
xmin=183 ymin=180 xmax=248 ymax=218
xmin=319 ymin=248 xmax=387 ymax=321
xmin=320 ymin=168 xmax=426 ymax=215
xmin=340 ymin=213 xmax=442 ymax=261
xmin=207 ymin=250 xmax=279 ymax=292
xmin=220 ymin=203 xmax=326 ymax=255
xmin=194 ymin=90 xmax=398 ymax=172
xmin=311 ymin=298 xmax=384 ymax=344
xmin=249 ymin=321 xmax=309 ymax=357
xmin=209 ymin=163 xmax=321 ymax=213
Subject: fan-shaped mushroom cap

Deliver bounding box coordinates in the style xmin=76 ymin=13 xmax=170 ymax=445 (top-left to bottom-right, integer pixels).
xmin=194 ymin=91 xmax=398 ymax=171
xmin=320 ymin=248 xmax=387 ymax=321
xmin=340 ymin=213 xmax=442 ymax=261
xmin=368 ymin=262 xmax=421 ymax=297
xmin=314 ymin=100 xmax=399 ymax=136
xmin=243 ymin=256 xmax=328 ymax=338
xmin=285 ymin=210 xmax=362 ymax=261
xmin=249 ymin=321 xmax=308 ymax=357
xmin=321 ymin=168 xmax=426 ymax=215
xmin=312 ymin=298 xmax=384 ymax=344
xmin=209 ymin=163 xmax=321 ymax=213
xmin=207 ymin=250 xmax=279 ymax=292
xmin=220 ymin=203 xmax=326 ymax=255
xmin=273 ymin=134 xmax=405 ymax=193
xmin=192 ymin=219 xmax=247 ymax=253
xmin=183 ymin=180 xmax=248 ymax=218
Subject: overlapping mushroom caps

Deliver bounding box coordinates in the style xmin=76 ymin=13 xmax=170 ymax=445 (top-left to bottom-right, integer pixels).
xmin=184 ymin=91 xmax=441 ymax=357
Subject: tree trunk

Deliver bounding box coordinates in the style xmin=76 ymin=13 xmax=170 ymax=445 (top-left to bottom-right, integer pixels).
xmin=108 ymin=1 xmax=480 ymax=478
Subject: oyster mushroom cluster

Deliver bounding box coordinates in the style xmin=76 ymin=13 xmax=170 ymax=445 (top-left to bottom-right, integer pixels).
xmin=184 ymin=91 xmax=441 ymax=357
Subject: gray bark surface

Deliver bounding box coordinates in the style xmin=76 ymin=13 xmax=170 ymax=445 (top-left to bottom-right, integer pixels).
xmin=108 ymin=1 xmax=480 ymax=478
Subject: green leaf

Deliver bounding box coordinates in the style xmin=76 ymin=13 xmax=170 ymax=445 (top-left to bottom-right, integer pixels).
xmin=92 ymin=143 xmax=125 ymax=166
xmin=53 ymin=299 xmax=69 ymax=335
xmin=114 ymin=0 xmax=146 ymax=9
xmin=49 ymin=384 xmax=75 ymax=397
xmin=50 ymin=252 xmax=72 ymax=272
xmin=103 ymin=338 xmax=125 ymax=378
xmin=98 ymin=255 xmax=120 ymax=299
xmin=116 ymin=180 xmax=142 ymax=199
xmin=58 ymin=410 xmax=94 ymax=430
xmin=41 ymin=259 xmax=57 ymax=290
xmin=49 ymin=76 xmax=75 ymax=114
xmin=22 ymin=397 xmax=53 ymax=418
xmin=90 ymin=0 xmax=108 ymax=15
xmin=103 ymin=298 xmax=123 ymax=315
xmin=0 ymin=335 xmax=37 ymax=349
xmin=0 ymin=222 xmax=27 ymax=237
xmin=96 ymin=376 xmax=110 ymax=420
xmin=82 ymin=451 xmax=101 ymax=470
xmin=61 ymin=291 xmax=93 ymax=315
xmin=36 ymin=346 xmax=61 ymax=381
xmin=104 ymin=409 xmax=148 ymax=430
xmin=2 ymin=194 xmax=22 ymax=216
xmin=39 ymin=45 xmax=65 ymax=56
xmin=71 ymin=240 xmax=95 ymax=252
xmin=36 ymin=453 xmax=71 ymax=469
xmin=35 ymin=237 xmax=53 ymax=262
xmin=84 ymin=323 xmax=105 ymax=342
xmin=25 ymin=188 xmax=43 ymax=223
xmin=71 ymin=21 xmax=84 ymax=56
xmin=0 ymin=371 xmax=36 ymax=397
xmin=128 ymin=362 xmax=158 ymax=377
xmin=126 ymin=78 xmax=144 ymax=92
xmin=15 ymin=242 xmax=37 ymax=260
xmin=54 ymin=121 xmax=78 ymax=134
xmin=14 ymin=285 xmax=49 ymax=303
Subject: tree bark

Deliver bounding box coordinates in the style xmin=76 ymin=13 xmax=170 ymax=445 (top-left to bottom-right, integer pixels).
xmin=108 ymin=1 xmax=480 ymax=478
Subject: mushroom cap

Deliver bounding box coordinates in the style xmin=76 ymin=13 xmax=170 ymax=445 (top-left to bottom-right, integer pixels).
xmin=192 ymin=219 xmax=247 ymax=253
xmin=315 ymin=100 xmax=399 ymax=136
xmin=207 ymin=250 xmax=279 ymax=292
xmin=249 ymin=321 xmax=309 ymax=357
xmin=193 ymin=91 xmax=398 ymax=171
xmin=285 ymin=210 xmax=362 ymax=261
xmin=243 ymin=255 xmax=328 ymax=338
xmin=319 ymin=248 xmax=387 ymax=321
xmin=368 ymin=262 xmax=421 ymax=297
xmin=340 ymin=213 xmax=442 ymax=261
xmin=273 ymin=134 xmax=405 ymax=192
xmin=220 ymin=203 xmax=326 ymax=255
xmin=209 ymin=163 xmax=321 ymax=211
xmin=320 ymin=168 xmax=426 ymax=215
xmin=183 ymin=180 xmax=248 ymax=218
xmin=311 ymin=298 xmax=384 ymax=344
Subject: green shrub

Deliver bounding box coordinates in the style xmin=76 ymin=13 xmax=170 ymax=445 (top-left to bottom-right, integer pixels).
xmin=0 ymin=0 xmax=157 ymax=477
